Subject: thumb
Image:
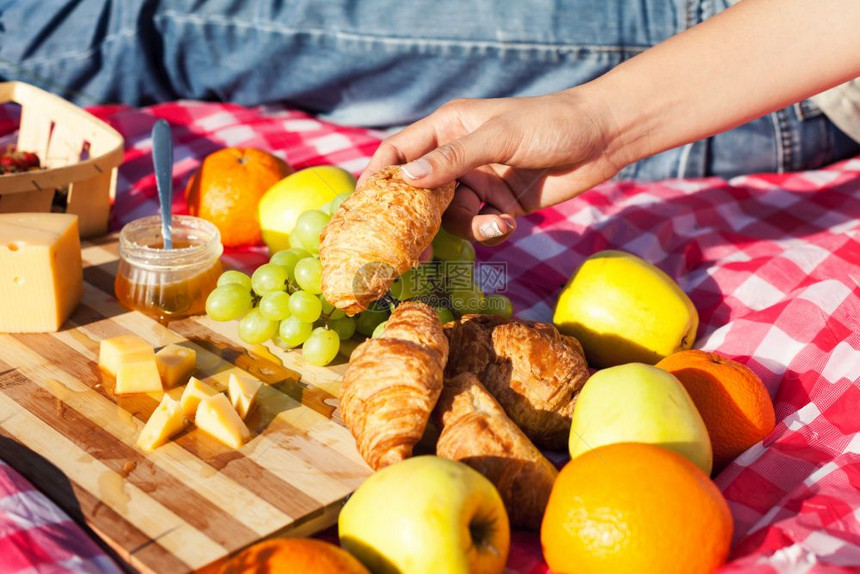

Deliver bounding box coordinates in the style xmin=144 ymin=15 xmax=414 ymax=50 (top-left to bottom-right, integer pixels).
xmin=400 ymin=124 xmax=508 ymax=188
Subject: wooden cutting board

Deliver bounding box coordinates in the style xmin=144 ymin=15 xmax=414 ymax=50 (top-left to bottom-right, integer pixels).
xmin=0 ymin=236 xmax=372 ymax=573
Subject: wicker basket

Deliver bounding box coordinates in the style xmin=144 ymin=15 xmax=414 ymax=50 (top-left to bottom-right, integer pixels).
xmin=0 ymin=82 xmax=124 ymax=237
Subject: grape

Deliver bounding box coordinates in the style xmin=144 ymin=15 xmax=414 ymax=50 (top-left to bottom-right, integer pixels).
xmin=302 ymin=327 xmax=341 ymax=366
xmin=216 ymin=270 xmax=252 ymax=290
xmin=485 ymin=294 xmax=513 ymax=318
xmin=270 ymin=248 xmax=310 ymax=280
xmin=259 ymin=291 xmax=291 ymax=320
xmin=338 ymin=338 xmax=361 ymax=358
xmin=291 ymin=210 xmax=330 ymax=254
xmin=251 ymin=263 xmax=289 ymax=295
xmin=294 ymin=257 xmax=323 ymax=294
xmin=355 ymin=308 xmax=389 ymax=336
xmin=432 ymin=227 xmax=468 ymax=261
xmin=329 ymin=192 xmax=351 ymax=214
xmin=435 ymin=306 xmax=455 ymax=324
xmin=371 ymin=320 xmax=388 ymax=339
xmin=289 ymin=289 xmax=323 ymax=322
xmin=390 ymin=266 xmax=432 ymax=301
xmin=459 ymin=241 xmax=476 ymax=263
xmin=329 ymin=316 xmax=356 ymax=340
xmin=238 ymin=308 xmax=279 ymax=344
xmin=450 ymin=288 xmax=484 ymax=315
xmin=319 ymin=295 xmax=336 ymax=315
xmin=205 ymin=283 xmax=253 ymax=321
xmin=319 ymin=295 xmax=348 ymax=320
xmin=278 ymin=316 xmax=313 ymax=348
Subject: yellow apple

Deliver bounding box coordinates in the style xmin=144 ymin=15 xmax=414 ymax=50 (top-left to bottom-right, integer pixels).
xmin=258 ymin=165 xmax=355 ymax=252
xmin=553 ymin=249 xmax=698 ymax=367
xmin=339 ymin=456 xmax=510 ymax=574
xmin=569 ymin=363 xmax=713 ymax=475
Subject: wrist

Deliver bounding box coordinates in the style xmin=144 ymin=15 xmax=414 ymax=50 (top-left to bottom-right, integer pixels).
xmin=556 ymin=81 xmax=638 ymax=179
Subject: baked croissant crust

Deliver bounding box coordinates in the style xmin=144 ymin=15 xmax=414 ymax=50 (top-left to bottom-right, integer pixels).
xmin=444 ymin=314 xmax=589 ymax=450
xmin=339 ymin=301 xmax=449 ymax=470
xmin=319 ymin=166 xmax=456 ymax=315
xmin=434 ymin=372 xmax=559 ymax=530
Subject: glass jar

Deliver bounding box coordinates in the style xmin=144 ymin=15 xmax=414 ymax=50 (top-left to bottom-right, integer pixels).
xmin=115 ymin=215 xmax=223 ymax=324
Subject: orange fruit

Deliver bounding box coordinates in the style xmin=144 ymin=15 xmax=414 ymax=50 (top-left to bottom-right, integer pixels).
xmin=186 ymin=148 xmax=292 ymax=247
xmin=656 ymin=349 xmax=775 ymax=472
xmin=219 ymin=538 xmax=370 ymax=574
xmin=541 ymin=443 xmax=732 ymax=574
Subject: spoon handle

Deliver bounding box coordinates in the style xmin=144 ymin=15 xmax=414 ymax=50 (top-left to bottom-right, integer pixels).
xmin=152 ymin=119 xmax=174 ymax=249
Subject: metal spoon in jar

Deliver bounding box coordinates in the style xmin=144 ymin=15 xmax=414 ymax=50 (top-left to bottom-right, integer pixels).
xmin=152 ymin=119 xmax=174 ymax=249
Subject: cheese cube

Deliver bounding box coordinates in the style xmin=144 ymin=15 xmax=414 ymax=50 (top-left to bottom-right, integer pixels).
xmin=195 ymin=393 xmax=251 ymax=449
xmin=179 ymin=376 xmax=219 ymax=419
xmin=228 ymin=373 xmax=262 ymax=419
xmin=156 ymin=344 xmax=197 ymax=388
xmin=137 ymin=395 xmax=188 ymax=451
xmin=99 ymin=335 xmax=153 ymax=377
xmin=115 ymin=349 xmax=163 ymax=395
xmin=0 ymin=213 xmax=83 ymax=333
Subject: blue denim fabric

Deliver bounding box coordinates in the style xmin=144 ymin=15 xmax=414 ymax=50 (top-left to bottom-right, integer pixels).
xmin=1 ymin=0 xmax=857 ymax=180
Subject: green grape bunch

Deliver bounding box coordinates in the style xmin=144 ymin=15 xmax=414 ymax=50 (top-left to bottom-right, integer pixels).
xmin=205 ymin=192 xmax=511 ymax=368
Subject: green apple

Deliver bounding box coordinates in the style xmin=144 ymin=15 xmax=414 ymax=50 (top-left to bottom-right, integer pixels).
xmin=553 ymin=249 xmax=698 ymax=368
xmin=258 ymin=165 xmax=355 ymax=253
xmin=569 ymin=363 xmax=713 ymax=474
xmin=339 ymin=456 xmax=510 ymax=574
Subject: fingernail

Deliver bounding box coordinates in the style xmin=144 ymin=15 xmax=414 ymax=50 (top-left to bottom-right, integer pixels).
xmin=502 ymin=218 xmax=516 ymax=231
xmin=401 ymin=159 xmax=430 ymax=179
xmin=479 ymin=220 xmax=505 ymax=240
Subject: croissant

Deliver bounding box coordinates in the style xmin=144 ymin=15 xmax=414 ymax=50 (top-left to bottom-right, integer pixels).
xmin=444 ymin=314 xmax=589 ymax=450
xmin=319 ymin=165 xmax=455 ymax=315
xmin=434 ymin=372 xmax=559 ymax=530
xmin=339 ymin=301 xmax=449 ymax=470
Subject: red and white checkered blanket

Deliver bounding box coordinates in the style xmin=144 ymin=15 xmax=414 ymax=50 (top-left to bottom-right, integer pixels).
xmin=2 ymin=101 xmax=859 ymax=573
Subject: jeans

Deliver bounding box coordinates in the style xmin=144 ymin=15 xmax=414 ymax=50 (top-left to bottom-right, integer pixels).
xmin=1 ymin=0 xmax=857 ymax=180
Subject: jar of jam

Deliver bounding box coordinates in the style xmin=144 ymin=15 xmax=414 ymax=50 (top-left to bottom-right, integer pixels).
xmin=115 ymin=215 xmax=223 ymax=324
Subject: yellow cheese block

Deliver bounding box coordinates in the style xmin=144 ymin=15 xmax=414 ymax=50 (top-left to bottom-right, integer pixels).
xmin=196 ymin=393 xmax=251 ymax=449
xmin=115 ymin=349 xmax=163 ymax=395
xmin=179 ymin=376 xmax=219 ymax=419
xmin=228 ymin=373 xmax=262 ymax=420
xmin=99 ymin=335 xmax=153 ymax=378
xmin=156 ymin=344 xmax=197 ymax=389
xmin=137 ymin=395 xmax=189 ymax=451
xmin=0 ymin=213 xmax=83 ymax=333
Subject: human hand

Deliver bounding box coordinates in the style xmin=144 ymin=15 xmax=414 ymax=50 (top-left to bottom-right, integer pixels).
xmin=360 ymin=88 xmax=625 ymax=244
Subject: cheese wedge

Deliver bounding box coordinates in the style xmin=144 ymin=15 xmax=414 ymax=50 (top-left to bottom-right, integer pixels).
xmin=137 ymin=395 xmax=188 ymax=451
xmin=179 ymin=376 xmax=219 ymax=419
xmin=0 ymin=213 xmax=83 ymax=333
xmin=156 ymin=344 xmax=197 ymax=388
xmin=99 ymin=335 xmax=153 ymax=378
xmin=195 ymin=393 xmax=251 ymax=449
xmin=228 ymin=373 xmax=262 ymax=419
xmin=115 ymin=349 xmax=163 ymax=395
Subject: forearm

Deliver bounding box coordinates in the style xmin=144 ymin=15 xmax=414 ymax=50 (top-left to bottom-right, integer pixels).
xmin=583 ymin=0 xmax=860 ymax=168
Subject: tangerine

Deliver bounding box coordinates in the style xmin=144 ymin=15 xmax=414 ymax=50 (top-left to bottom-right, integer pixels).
xmin=185 ymin=148 xmax=292 ymax=247
xmin=219 ymin=538 xmax=370 ymax=574
xmin=656 ymin=349 xmax=775 ymax=472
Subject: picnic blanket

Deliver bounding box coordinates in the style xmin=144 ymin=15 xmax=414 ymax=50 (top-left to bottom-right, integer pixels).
xmin=2 ymin=101 xmax=859 ymax=573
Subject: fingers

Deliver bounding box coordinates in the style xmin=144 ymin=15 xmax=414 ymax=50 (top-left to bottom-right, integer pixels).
xmin=419 ymin=245 xmax=433 ymax=263
xmin=473 ymin=210 xmax=517 ymax=246
xmin=443 ymin=184 xmax=517 ymax=245
xmin=400 ymin=121 xmax=510 ymax=189
xmin=358 ymin=111 xmax=455 ymax=187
